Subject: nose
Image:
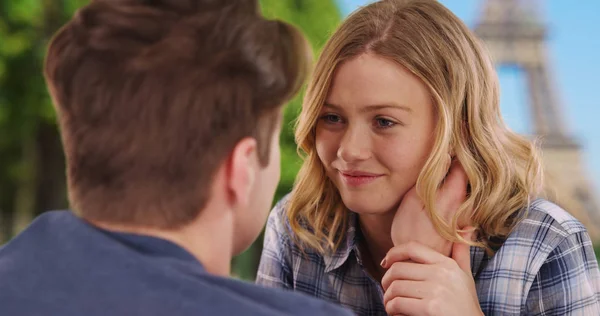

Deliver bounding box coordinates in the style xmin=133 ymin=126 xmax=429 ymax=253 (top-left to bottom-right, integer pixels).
xmin=337 ymin=125 xmax=372 ymax=163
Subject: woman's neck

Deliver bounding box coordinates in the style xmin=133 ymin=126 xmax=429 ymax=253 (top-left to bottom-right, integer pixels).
xmin=357 ymin=211 xmax=396 ymax=282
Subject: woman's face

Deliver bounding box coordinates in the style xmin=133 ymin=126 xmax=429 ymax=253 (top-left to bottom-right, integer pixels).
xmin=315 ymin=53 xmax=436 ymax=215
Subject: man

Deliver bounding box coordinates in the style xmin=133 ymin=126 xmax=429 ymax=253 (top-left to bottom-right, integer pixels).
xmin=0 ymin=0 xmax=352 ymax=315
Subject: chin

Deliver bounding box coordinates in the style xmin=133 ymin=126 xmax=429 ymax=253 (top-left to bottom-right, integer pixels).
xmin=340 ymin=193 xmax=399 ymax=215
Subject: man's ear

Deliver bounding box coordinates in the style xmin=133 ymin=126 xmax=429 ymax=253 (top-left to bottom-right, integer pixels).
xmin=226 ymin=137 xmax=258 ymax=209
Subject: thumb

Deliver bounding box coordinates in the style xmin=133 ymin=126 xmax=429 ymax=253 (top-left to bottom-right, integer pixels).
xmin=451 ymin=226 xmax=475 ymax=274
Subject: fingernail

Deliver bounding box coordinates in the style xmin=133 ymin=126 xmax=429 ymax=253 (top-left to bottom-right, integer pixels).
xmin=380 ymin=257 xmax=387 ymax=267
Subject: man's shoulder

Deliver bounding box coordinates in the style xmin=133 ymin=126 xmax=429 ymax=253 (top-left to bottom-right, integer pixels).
xmin=0 ymin=275 xmax=353 ymax=316
xmin=0 ymin=213 xmax=352 ymax=316
xmin=206 ymin=275 xmax=353 ymax=315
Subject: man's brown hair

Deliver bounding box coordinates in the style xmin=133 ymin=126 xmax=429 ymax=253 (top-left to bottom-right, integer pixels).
xmin=44 ymin=0 xmax=310 ymax=228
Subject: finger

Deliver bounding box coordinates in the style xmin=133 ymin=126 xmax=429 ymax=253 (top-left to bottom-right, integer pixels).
xmin=438 ymin=159 xmax=468 ymax=212
xmin=381 ymin=261 xmax=430 ymax=291
xmin=382 ymin=242 xmax=449 ymax=268
xmin=444 ymin=153 xmax=452 ymax=176
xmin=443 ymin=158 xmax=467 ymax=189
xmin=451 ymin=226 xmax=476 ymax=274
xmin=386 ymin=296 xmax=422 ymax=316
xmin=383 ymin=280 xmax=429 ymax=305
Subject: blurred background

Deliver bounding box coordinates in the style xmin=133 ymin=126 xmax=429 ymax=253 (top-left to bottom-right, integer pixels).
xmin=0 ymin=0 xmax=599 ymax=280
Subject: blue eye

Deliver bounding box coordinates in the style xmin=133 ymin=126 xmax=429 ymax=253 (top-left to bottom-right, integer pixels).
xmin=321 ymin=114 xmax=343 ymax=124
xmin=375 ymin=117 xmax=396 ymax=128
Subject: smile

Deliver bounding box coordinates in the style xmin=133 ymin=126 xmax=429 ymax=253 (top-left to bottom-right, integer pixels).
xmin=338 ymin=170 xmax=383 ymax=187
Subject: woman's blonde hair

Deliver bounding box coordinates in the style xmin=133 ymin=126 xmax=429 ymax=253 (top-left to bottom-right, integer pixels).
xmin=287 ymin=0 xmax=544 ymax=254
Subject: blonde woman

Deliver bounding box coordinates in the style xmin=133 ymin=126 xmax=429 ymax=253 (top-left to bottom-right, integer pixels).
xmin=257 ymin=0 xmax=600 ymax=315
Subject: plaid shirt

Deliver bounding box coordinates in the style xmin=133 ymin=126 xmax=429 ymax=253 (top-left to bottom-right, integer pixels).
xmin=257 ymin=197 xmax=600 ymax=315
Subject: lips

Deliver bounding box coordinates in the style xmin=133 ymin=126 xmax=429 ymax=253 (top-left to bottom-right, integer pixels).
xmin=338 ymin=170 xmax=383 ymax=186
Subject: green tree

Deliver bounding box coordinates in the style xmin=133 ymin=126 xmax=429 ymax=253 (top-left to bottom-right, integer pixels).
xmin=0 ymin=0 xmax=89 ymax=241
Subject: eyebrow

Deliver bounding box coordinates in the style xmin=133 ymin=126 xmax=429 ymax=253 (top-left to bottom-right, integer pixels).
xmin=323 ymin=103 xmax=413 ymax=113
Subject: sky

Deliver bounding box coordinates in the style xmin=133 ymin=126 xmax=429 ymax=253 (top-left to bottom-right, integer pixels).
xmin=336 ymin=0 xmax=600 ymax=193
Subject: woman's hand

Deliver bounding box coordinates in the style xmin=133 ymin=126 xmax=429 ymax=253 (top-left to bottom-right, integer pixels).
xmin=390 ymin=159 xmax=469 ymax=256
xmin=381 ymin=235 xmax=482 ymax=316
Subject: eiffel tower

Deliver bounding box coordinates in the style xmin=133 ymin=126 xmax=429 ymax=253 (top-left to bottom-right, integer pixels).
xmin=474 ymin=0 xmax=600 ymax=240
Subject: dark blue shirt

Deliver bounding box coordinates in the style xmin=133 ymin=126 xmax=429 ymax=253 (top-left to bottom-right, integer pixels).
xmin=0 ymin=211 xmax=353 ymax=316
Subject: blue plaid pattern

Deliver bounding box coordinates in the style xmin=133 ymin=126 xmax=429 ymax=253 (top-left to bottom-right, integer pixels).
xmin=257 ymin=197 xmax=600 ymax=315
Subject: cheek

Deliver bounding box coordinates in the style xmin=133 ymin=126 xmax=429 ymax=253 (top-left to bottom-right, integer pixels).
xmin=315 ymin=129 xmax=338 ymax=165
xmin=378 ymin=133 xmax=434 ymax=172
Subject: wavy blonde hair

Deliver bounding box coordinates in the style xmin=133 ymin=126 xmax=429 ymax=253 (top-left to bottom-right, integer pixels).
xmin=287 ymin=0 xmax=544 ymax=254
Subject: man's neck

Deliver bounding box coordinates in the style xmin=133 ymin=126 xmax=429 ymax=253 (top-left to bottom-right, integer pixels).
xmin=86 ymin=204 xmax=235 ymax=277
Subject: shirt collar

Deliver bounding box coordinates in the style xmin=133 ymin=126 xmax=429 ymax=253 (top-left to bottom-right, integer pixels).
xmin=321 ymin=210 xmax=487 ymax=276
xmin=323 ymin=211 xmax=360 ymax=273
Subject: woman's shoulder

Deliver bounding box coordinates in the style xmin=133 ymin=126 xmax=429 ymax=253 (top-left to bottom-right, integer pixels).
xmin=266 ymin=193 xmax=294 ymax=236
xmin=265 ymin=193 xmax=311 ymax=248
xmin=512 ymin=198 xmax=589 ymax=241
xmin=267 ymin=193 xmax=316 ymax=234
xmin=495 ymin=198 xmax=591 ymax=261
xmin=477 ymin=199 xmax=600 ymax=316
xmin=263 ymin=193 xmax=324 ymax=258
